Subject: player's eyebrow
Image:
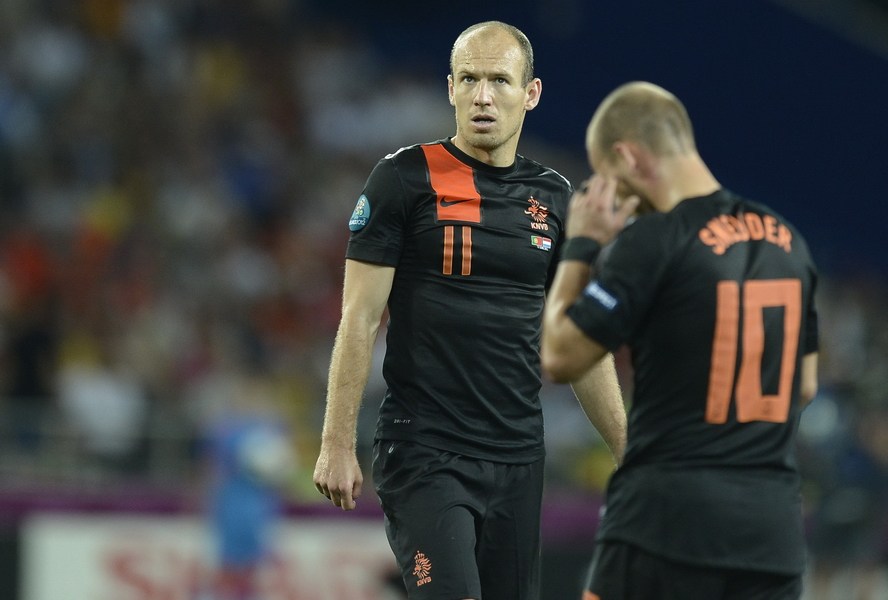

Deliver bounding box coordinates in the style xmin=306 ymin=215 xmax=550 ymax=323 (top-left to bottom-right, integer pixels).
xmin=455 ymin=67 xmax=513 ymax=80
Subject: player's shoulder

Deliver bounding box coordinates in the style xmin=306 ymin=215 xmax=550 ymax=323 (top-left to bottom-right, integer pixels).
xmin=515 ymin=152 xmax=573 ymax=191
xmin=379 ymin=139 xmax=447 ymax=164
xmin=712 ymin=187 xmax=780 ymax=219
xmin=368 ymin=140 xmax=443 ymax=184
xmin=722 ymin=188 xmax=809 ymax=239
xmin=615 ymin=212 xmax=668 ymax=253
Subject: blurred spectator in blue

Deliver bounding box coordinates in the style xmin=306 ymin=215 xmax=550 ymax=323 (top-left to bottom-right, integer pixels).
xmin=198 ymin=374 xmax=296 ymax=600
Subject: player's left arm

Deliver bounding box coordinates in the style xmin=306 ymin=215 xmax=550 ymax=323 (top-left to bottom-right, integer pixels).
xmin=541 ymin=260 xmax=610 ymax=381
xmin=542 ymin=175 xmax=637 ymax=382
xmin=799 ymin=352 xmax=818 ymax=409
xmin=568 ymin=353 xmax=627 ymax=466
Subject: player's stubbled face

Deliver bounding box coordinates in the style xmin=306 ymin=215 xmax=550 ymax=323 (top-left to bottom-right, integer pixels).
xmin=448 ymin=28 xmax=537 ymax=156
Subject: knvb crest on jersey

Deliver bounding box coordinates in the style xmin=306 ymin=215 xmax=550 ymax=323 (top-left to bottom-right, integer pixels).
xmin=413 ymin=550 xmax=432 ymax=587
xmin=525 ymin=197 xmax=549 ymax=231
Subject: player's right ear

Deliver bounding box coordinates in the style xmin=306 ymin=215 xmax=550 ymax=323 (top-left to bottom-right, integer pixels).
xmin=613 ymin=142 xmax=638 ymax=172
xmin=447 ymin=74 xmax=455 ymax=106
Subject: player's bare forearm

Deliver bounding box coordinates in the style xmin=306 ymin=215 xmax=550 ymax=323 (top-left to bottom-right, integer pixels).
xmin=320 ymin=315 xmax=378 ymax=450
xmin=314 ymin=260 xmax=394 ymax=510
xmin=319 ymin=260 xmax=393 ymax=449
xmin=542 ymin=258 xmax=625 ymax=462
xmin=570 ymin=354 xmax=627 ymax=466
xmin=541 ymin=261 xmax=607 ymax=381
xmin=313 ymin=312 xmax=378 ymax=510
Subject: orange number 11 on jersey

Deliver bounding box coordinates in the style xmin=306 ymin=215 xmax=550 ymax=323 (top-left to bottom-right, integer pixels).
xmin=705 ymin=279 xmax=802 ymax=424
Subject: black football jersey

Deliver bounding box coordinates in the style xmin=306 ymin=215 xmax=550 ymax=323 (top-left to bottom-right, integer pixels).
xmin=346 ymin=139 xmax=572 ymax=462
xmin=567 ymin=189 xmax=819 ymax=574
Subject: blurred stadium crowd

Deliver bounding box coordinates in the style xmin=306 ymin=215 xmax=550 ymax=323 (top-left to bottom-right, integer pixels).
xmin=0 ymin=0 xmax=454 ymax=484
xmin=0 ymin=0 xmax=887 ymax=594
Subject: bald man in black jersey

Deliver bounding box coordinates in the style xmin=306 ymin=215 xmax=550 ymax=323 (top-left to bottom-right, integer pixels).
xmin=542 ymin=81 xmax=819 ymax=600
xmin=313 ymin=21 xmax=628 ymax=600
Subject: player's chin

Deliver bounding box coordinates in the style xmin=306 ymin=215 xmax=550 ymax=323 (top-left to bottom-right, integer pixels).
xmin=465 ymin=131 xmax=499 ymax=149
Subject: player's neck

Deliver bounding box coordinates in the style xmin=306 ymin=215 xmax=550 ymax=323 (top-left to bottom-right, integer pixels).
xmin=656 ymin=154 xmax=720 ymax=212
xmin=451 ymin=134 xmax=518 ymax=168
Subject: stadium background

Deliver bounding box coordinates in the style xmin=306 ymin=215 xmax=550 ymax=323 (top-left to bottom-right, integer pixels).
xmin=0 ymin=0 xmax=887 ymax=598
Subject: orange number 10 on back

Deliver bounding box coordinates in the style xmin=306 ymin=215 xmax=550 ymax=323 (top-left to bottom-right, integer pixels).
xmin=705 ymin=279 xmax=802 ymax=424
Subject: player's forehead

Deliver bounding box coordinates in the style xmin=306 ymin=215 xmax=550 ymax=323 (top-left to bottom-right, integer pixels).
xmin=452 ymin=28 xmax=524 ymax=77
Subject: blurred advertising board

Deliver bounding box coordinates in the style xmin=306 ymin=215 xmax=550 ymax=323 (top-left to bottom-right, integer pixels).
xmin=21 ymin=513 xmax=400 ymax=600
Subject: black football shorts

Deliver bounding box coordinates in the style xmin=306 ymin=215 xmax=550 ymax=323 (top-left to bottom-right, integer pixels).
xmin=372 ymin=440 xmax=545 ymax=600
xmin=584 ymin=540 xmax=802 ymax=600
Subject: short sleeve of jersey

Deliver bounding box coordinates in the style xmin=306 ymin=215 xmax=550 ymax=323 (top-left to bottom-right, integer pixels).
xmin=566 ymin=216 xmax=670 ymax=350
xmin=346 ymin=156 xmax=410 ymax=266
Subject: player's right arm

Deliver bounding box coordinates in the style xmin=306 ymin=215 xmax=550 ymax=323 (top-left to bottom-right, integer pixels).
xmin=313 ymin=258 xmax=394 ymax=510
